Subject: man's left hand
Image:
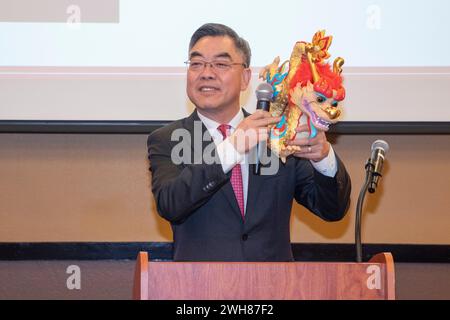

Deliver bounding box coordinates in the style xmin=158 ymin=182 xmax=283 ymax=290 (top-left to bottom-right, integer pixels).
xmin=286 ymin=124 xmax=330 ymax=162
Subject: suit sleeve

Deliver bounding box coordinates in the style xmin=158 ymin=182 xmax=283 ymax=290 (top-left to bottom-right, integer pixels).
xmin=147 ymin=129 xmax=230 ymax=224
xmin=294 ymin=153 xmax=351 ymax=221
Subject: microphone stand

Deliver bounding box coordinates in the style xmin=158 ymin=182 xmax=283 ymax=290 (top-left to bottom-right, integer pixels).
xmin=355 ymin=158 xmax=374 ymax=263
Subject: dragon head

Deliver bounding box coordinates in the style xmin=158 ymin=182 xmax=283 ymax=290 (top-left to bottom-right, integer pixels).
xmin=261 ymin=30 xmax=346 ymax=161
xmin=289 ymin=59 xmax=345 ymax=131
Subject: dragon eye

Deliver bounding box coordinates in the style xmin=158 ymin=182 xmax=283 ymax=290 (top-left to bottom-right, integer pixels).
xmin=316 ymin=95 xmax=326 ymax=103
xmin=331 ymin=101 xmax=339 ymax=108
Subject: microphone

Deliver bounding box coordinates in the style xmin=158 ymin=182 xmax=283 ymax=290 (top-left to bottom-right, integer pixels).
xmin=368 ymin=140 xmax=390 ymax=193
xmin=254 ymin=83 xmax=273 ymax=175
xmin=356 ymin=139 xmax=390 ymax=262
xmin=255 ymin=82 xmax=273 ymax=112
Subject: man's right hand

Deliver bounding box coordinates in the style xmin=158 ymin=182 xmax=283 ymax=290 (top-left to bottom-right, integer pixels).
xmin=229 ymin=110 xmax=281 ymax=154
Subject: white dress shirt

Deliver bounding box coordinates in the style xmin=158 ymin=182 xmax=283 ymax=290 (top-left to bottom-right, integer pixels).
xmin=197 ymin=109 xmax=338 ymax=213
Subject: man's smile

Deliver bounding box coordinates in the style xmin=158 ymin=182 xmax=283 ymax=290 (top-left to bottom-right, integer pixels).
xmin=198 ymin=86 xmax=220 ymax=92
xmin=198 ymin=85 xmax=221 ymax=95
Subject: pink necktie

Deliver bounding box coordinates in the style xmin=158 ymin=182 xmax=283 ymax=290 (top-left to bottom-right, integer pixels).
xmin=217 ymin=124 xmax=245 ymax=219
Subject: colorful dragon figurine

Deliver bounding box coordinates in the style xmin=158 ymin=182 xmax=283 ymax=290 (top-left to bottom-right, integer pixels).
xmin=259 ymin=30 xmax=345 ymax=162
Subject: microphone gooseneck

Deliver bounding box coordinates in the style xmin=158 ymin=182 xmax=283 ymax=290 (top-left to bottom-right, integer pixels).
xmin=355 ymin=140 xmax=389 ymax=262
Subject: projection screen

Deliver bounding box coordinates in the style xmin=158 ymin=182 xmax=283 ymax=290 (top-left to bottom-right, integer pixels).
xmin=0 ymin=0 xmax=449 ymax=132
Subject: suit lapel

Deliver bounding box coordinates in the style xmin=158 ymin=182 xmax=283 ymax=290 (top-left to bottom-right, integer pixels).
xmin=244 ymin=108 xmax=273 ymax=223
xmin=244 ymin=109 xmax=283 ymax=223
xmin=184 ymin=110 xmax=209 ymax=164
xmin=246 ymin=164 xmax=265 ymax=223
xmin=184 ymin=110 xmax=243 ymax=221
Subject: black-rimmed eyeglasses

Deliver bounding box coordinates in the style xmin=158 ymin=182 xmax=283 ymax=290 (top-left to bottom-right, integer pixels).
xmin=184 ymin=60 xmax=247 ymax=72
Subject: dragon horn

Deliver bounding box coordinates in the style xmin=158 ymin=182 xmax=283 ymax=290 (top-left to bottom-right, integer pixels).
xmin=306 ymin=50 xmax=320 ymax=84
xmin=333 ymin=57 xmax=344 ymax=75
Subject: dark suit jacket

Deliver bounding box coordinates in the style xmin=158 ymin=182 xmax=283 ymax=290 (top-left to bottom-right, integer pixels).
xmin=147 ymin=110 xmax=351 ymax=261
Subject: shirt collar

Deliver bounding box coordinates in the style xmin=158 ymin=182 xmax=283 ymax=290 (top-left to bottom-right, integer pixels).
xmin=197 ymin=109 xmax=244 ymax=134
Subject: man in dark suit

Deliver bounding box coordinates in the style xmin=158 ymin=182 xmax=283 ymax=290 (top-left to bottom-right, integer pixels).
xmin=148 ymin=23 xmax=351 ymax=261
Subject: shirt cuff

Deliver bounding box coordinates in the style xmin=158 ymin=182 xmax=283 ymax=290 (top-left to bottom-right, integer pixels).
xmin=310 ymin=144 xmax=337 ymax=178
xmin=216 ymin=138 xmax=245 ymax=173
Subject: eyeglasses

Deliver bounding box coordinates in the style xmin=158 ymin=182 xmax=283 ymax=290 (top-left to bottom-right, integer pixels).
xmin=184 ymin=60 xmax=247 ymax=72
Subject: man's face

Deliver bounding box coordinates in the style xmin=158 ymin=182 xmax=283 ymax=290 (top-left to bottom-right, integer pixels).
xmin=186 ymin=36 xmax=251 ymax=116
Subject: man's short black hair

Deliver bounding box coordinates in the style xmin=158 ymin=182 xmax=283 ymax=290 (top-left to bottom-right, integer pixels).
xmin=189 ymin=23 xmax=251 ymax=68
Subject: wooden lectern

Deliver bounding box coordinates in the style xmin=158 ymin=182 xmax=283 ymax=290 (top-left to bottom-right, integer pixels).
xmin=133 ymin=252 xmax=395 ymax=300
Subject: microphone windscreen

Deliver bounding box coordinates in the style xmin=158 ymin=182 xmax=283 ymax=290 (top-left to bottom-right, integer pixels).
xmin=371 ymin=139 xmax=390 ymax=153
xmin=255 ymin=82 xmax=273 ymax=101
